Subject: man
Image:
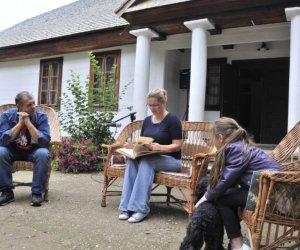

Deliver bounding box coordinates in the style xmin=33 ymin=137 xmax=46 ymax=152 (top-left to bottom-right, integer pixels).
xmin=0 ymin=91 xmax=50 ymax=206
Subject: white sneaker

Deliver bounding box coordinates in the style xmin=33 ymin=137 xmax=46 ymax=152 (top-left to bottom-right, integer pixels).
xmin=242 ymin=243 xmax=251 ymax=250
xmin=233 ymin=243 xmax=251 ymax=250
xmin=118 ymin=211 xmax=130 ymax=220
xmin=127 ymin=212 xmax=148 ymax=223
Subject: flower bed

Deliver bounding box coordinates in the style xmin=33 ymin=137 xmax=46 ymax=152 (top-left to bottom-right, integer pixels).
xmin=51 ymin=138 xmax=101 ymax=173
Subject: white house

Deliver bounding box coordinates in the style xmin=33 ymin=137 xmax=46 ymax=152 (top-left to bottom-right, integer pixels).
xmin=0 ymin=0 xmax=299 ymax=144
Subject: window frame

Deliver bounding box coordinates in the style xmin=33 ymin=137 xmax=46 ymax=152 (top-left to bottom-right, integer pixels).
xmin=38 ymin=57 xmax=63 ymax=108
xmin=205 ymin=58 xmax=227 ymax=111
xmin=89 ymin=50 xmax=121 ymax=111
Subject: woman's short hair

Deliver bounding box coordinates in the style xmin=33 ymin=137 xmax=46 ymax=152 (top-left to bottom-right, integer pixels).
xmin=147 ymin=88 xmax=168 ymax=103
xmin=15 ymin=91 xmax=34 ymax=105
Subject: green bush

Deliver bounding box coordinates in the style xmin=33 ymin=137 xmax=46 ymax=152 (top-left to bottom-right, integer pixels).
xmin=52 ymin=53 xmax=130 ymax=173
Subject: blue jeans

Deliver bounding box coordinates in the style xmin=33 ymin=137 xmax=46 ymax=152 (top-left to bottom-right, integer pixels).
xmin=119 ymin=154 xmax=181 ymax=214
xmin=0 ymin=146 xmax=49 ymax=194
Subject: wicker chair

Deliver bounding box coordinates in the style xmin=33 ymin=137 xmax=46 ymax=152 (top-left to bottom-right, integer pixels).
xmin=0 ymin=104 xmax=61 ymax=201
xmin=242 ymin=121 xmax=300 ymax=250
xmin=101 ymin=120 xmax=215 ymax=217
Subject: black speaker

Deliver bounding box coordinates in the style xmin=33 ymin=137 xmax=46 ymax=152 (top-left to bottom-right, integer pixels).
xmin=179 ymin=69 xmax=190 ymax=89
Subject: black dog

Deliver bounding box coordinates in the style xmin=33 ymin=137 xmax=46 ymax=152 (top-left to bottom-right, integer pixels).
xmin=180 ymin=176 xmax=226 ymax=250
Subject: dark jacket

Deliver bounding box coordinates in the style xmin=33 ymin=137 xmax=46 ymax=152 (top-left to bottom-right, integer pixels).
xmin=0 ymin=108 xmax=50 ymax=148
xmin=205 ymin=140 xmax=282 ymax=201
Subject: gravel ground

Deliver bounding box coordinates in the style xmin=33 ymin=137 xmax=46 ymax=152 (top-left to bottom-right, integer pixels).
xmin=0 ymin=171 xmax=245 ymax=250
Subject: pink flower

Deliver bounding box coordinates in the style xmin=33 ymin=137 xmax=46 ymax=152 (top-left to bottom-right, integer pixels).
xmin=60 ymin=157 xmax=66 ymax=164
xmin=82 ymin=148 xmax=88 ymax=155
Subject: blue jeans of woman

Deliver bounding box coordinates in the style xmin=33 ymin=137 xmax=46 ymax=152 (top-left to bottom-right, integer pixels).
xmin=215 ymin=187 xmax=249 ymax=239
xmin=0 ymin=146 xmax=49 ymax=194
xmin=119 ymin=154 xmax=181 ymax=214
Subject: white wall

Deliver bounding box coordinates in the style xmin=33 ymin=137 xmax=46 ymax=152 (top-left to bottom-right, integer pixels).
xmin=0 ymin=59 xmax=40 ymax=104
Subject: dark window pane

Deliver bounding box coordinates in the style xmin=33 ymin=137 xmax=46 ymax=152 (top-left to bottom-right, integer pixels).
xmin=51 ymin=77 xmax=57 ymax=90
xmin=106 ymin=56 xmax=115 ymax=72
xmin=52 ymin=63 xmax=59 ymax=77
xmin=41 ymin=91 xmax=47 ymax=104
xmin=42 ymin=64 xmax=49 ymax=77
xmin=50 ymin=91 xmax=57 ymax=105
xmin=42 ymin=78 xmax=48 ymax=91
xmin=205 ymin=62 xmax=221 ymax=109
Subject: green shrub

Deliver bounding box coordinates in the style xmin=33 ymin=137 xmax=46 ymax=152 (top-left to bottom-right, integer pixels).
xmin=52 ymin=52 xmax=130 ymax=173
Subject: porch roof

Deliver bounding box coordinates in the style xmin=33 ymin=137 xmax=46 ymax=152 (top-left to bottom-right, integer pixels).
xmin=118 ymin=0 xmax=299 ymax=36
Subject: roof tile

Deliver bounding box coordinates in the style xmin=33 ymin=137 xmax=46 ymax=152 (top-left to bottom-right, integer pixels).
xmin=0 ymin=0 xmax=128 ymax=48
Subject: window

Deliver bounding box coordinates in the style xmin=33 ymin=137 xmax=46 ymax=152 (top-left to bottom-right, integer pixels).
xmin=205 ymin=58 xmax=226 ymax=110
xmin=89 ymin=50 xmax=121 ymax=110
xmin=38 ymin=57 xmax=63 ymax=108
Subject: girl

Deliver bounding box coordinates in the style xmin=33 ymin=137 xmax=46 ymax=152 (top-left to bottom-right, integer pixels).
xmin=196 ymin=117 xmax=282 ymax=250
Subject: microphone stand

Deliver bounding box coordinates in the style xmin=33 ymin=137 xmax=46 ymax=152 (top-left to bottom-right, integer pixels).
xmin=111 ymin=112 xmax=136 ymax=124
xmin=111 ymin=112 xmax=137 ymax=142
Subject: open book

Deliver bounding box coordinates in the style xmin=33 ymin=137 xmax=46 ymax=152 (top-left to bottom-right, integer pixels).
xmin=116 ymin=136 xmax=164 ymax=159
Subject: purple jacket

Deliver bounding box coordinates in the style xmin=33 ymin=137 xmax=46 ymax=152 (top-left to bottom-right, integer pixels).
xmin=205 ymin=140 xmax=282 ymax=201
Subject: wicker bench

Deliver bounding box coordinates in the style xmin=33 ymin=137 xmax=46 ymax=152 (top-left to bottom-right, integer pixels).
xmin=101 ymin=120 xmax=215 ymax=217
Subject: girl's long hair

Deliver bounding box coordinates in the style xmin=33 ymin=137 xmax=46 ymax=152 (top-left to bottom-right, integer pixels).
xmin=209 ymin=117 xmax=254 ymax=190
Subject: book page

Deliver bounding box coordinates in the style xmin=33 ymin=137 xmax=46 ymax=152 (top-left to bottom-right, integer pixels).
xmin=116 ymin=136 xmax=169 ymax=159
xmin=136 ymin=136 xmax=154 ymax=144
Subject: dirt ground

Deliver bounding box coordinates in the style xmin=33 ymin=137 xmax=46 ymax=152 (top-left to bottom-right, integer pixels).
xmin=0 ymin=171 xmax=240 ymax=250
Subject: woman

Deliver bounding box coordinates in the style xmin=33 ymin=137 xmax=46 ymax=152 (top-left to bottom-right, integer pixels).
xmin=195 ymin=117 xmax=282 ymax=250
xmin=119 ymin=88 xmax=183 ymax=223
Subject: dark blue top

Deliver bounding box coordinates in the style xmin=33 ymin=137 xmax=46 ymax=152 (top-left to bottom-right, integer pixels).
xmin=141 ymin=113 xmax=182 ymax=159
xmin=0 ymin=108 xmax=51 ymax=149
xmin=205 ymin=140 xmax=282 ymax=201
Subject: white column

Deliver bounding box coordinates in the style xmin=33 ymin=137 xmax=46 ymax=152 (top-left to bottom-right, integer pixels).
xmin=184 ymin=19 xmax=215 ymax=121
xmin=286 ymin=7 xmax=300 ymax=130
xmin=129 ymin=28 xmax=159 ymax=120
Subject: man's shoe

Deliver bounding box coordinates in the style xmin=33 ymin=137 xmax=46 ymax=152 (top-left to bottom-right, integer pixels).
xmin=31 ymin=193 xmax=43 ymax=207
xmin=0 ymin=190 xmax=14 ymax=206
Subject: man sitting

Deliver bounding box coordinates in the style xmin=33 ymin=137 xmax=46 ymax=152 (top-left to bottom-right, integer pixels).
xmin=0 ymin=91 xmax=50 ymax=206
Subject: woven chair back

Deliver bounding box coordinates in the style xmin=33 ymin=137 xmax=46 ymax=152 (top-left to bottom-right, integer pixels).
xmin=115 ymin=120 xmax=214 ymax=169
xmin=270 ymin=121 xmax=300 ymax=163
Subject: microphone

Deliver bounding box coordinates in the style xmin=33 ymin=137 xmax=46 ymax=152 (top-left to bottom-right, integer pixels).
xmin=102 ymin=123 xmax=122 ymax=128
xmin=130 ymin=112 xmax=136 ymax=122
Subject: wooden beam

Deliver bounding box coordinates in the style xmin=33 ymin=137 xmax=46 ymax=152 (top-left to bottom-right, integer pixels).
xmin=0 ymin=28 xmax=136 ymax=62
xmin=122 ymin=0 xmax=299 ymax=29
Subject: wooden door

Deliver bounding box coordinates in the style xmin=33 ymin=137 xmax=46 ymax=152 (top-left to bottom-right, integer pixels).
xmin=260 ymin=59 xmax=289 ymax=143
xmin=226 ymin=58 xmax=289 ymax=144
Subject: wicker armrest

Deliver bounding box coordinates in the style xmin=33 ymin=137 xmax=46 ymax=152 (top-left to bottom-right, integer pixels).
xmin=260 ymin=170 xmax=300 ymax=183
xmin=101 ymin=143 xmax=122 ymax=150
xmin=193 ymin=152 xmax=215 ymax=160
xmin=281 ymin=160 xmax=300 ymax=171
xmin=189 ymin=152 xmax=215 ymax=183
